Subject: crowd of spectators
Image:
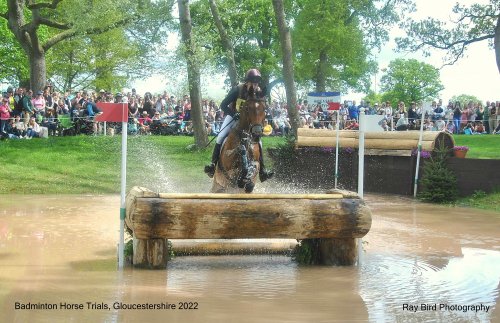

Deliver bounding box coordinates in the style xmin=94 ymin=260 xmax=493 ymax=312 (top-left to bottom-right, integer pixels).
xmin=1 ymin=84 xmax=499 ymax=140
xmin=296 ymin=98 xmax=500 ymax=135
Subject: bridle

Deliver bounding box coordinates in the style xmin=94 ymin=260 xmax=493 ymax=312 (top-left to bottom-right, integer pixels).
xmin=239 ymin=97 xmax=266 ymax=141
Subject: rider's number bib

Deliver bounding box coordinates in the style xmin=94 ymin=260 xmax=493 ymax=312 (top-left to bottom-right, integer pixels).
xmin=235 ymin=98 xmax=246 ymax=112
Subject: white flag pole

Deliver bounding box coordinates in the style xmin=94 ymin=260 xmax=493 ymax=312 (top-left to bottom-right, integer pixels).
xmin=334 ymin=111 xmax=340 ymax=189
xmin=118 ymin=106 xmax=128 ymax=269
xmin=413 ymin=103 xmax=427 ymax=198
xmin=357 ymin=107 xmax=366 ymax=266
xmin=358 ymin=108 xmax=365 ymax=198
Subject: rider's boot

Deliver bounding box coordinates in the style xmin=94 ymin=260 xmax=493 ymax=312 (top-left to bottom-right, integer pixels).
xmin=258 ymin=143 xmax=274 ymax=182
xmin=204 ymin=143 xmax=222 ymax=178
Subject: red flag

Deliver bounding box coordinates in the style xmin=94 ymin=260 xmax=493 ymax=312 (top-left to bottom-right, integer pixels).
xmin=95 ymin=103 xmax=128 ymax=122
xmin=327 ymin=102 xmax=340 ymax=110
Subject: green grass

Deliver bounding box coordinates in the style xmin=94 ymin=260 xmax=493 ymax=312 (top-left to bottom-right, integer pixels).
xmin=0 ymin=135 xmax=286 ymax=194
xmin=455 ymin=190 xmax=500 ymax=213
xmin=453 ymin=134 xmax=500 ymax=159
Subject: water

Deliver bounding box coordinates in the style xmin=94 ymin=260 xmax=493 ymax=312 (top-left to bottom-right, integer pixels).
xmin=1 ymin=193 xmax=498 ymax=323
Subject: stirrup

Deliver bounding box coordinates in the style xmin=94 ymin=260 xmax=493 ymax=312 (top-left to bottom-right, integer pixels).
xmin=204 ymin=163 xmax=216 ymax=178
xmin=259 ymin=169 xmax=274 ymax=182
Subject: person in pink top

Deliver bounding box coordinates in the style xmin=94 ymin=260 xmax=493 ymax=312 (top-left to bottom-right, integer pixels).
xmin=0 ymin=95 xmax=11 ymax=133
xmin=31 ymin=91 xmax=46 ymax=117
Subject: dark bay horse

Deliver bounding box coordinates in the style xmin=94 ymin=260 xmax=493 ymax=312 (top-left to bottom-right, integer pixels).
xmin=210 ymin=88 xmax=266 ymax=193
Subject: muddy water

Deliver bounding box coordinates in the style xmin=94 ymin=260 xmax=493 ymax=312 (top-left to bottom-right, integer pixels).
xmin=0 ymin=194 xmax=499 ymax=323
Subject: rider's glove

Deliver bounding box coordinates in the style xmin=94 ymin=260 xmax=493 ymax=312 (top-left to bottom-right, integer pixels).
xmin=232 ymin=113 xmax=240 ymax=121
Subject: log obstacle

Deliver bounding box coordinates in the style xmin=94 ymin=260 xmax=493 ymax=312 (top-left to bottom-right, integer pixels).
xmin=296 ymin=128 xmax=455 ymax=156
xmin=125 ymin=186 xmax=372 ymax=269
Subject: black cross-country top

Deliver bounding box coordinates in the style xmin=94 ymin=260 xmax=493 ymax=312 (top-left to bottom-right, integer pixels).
xmin=219 ymin=83 xmax=268 ymax=117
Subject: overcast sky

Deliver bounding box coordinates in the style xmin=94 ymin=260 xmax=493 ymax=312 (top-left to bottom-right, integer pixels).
xmin=134 ymin=0 xmax=499 ymax=103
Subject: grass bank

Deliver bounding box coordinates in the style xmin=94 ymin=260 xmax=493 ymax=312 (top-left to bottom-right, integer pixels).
xmin=0 ymin=136 xmax=284 ymax=194
xmin=453 ymin=134 xmax=499 ymax=159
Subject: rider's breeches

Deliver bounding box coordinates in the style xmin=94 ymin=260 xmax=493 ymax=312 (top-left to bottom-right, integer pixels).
xmin=216 ymin=115 xmax=234 ymax=144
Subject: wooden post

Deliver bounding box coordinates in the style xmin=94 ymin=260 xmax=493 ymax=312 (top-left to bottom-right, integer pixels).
xmin=132 ymin=235 xmax=169 ymax=269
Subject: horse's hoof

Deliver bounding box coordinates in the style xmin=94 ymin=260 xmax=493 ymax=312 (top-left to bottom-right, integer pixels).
xmin=204 ymin=164 xmax=216 ymax=178
xmin=244 ymin=182 xmax=254 ymax=193
xmin=259 ymin=170 xmax=274 ymax=182
xmin=237 ymin=178 xmax=245 ymax=188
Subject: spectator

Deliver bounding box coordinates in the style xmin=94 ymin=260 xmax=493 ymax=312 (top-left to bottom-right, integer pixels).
xmin=349 ymin=101 xmax=359 ymax=120
xmin=463 ymin=122 xmax=474 ymax=135
xmin=395 ymin=113 xmax=409 ymax=131
xmin=26 ymin=117 xmax=40 ymax=139
xmin=138 ymin=111 xmax=152 ymax=135
xmin=408 ymin=102 xmax=418 ymax=127
xmin=263 ymin=119 xmax=273 ymax=136
xmin=433 ymin=101 xmax=445 ymax=120
xmin=43 ymin=107 xmax=58 ymax=136
xmin=32 ymin=91 xmax=46 ymax=118
xmin=344 ymin=118 xmax=359 ymax=130
xmin=452 ymin=101 xmax=462 ymax=134
xmin=12 ymin=87 xmax=24 ymax=117
xmin=272 ymin=110 xmax=290 ymax=136
xmin=435 ymin=117 xmax=446 ymax=132
xmin=476 ymin=104 xmax=485 ymax=123
xmin=0 ymin=95 xmax=11 ymax=134
xmin=489 ymin=101 xmax=497 ymax=133
xmin=473 ymin=121 xmax=485 ymax=134
xmin=13 ymin=115 xmax=26 ymax=138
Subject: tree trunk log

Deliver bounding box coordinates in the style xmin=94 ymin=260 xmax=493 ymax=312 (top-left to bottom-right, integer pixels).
xmin=126 ymin=187 xmax=371 ymax=240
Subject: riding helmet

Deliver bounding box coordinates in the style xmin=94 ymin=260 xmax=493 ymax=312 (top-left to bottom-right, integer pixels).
xmin=245 ymin=69 xmax=262 ymax=83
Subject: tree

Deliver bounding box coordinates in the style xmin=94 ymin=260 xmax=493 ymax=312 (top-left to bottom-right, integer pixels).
xmin=0 ymin=0 xmax=170 ymax=92
xmin=178 ymin=0 xmax=208 ymax=148
xmin=380 ymin=58 xmax=444 ymax=106
xmin=272 ymin=0 xmax=298 ymax=138
xmin=0 ymin=18 xmax=29 ymax=86
xmin=190 ymin=0 xmax=281 ymax=87
xmin=292 ymin=0 xmax=414 ymax=93
xmin=208 ymin=0 xmax=238 ymax=87
xmin=450 ymin=94 xmax=483 ymax=107
xmin=396 ymin=0 xmax=500 ymax=73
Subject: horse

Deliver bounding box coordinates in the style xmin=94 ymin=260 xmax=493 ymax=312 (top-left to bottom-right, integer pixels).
xmin=210 ymin=88 xmax=266 ymax=193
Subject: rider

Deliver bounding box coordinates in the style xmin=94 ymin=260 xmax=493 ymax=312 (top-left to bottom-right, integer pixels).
xmin=204 ymin=68 xmax=274 ymax=182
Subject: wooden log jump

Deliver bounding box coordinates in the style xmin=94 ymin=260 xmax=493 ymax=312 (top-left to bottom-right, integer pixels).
xmin=296 ymin=128 xmax=455 ymax=156
xmin=125 ymin=186 xmax=372 ymax=269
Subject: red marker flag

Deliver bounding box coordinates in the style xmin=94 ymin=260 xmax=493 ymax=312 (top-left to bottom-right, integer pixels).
xmin=327 ymin=101 xmax=340 ymax=111
xmin=95 ymin=103 xmax=128 ymax=122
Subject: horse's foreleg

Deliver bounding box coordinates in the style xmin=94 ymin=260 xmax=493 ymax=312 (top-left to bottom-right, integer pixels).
xmin=237 ymin=144 xmax=249 ymax=188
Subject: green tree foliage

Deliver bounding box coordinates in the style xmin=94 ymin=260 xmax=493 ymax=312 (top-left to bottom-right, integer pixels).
xmin=190 ymin=0 xmax=280 ymax=87
xmin=292 ymin=0 xmax=375 ymax=93
xmin=379 ymin=58 xmax=444 ymax=106
xmin=449 ymin=94 xmax=483 ymax=107
xmin=0 ymin=0 xmax=174 ymax=91
xmin=363 ymin=90 xmax=383 ymax=105
xmin=396 ymin=0 xmax=500 ymax=73
xmin=0 ymin=19 xmax=29 ymax=86
xmin=46 ymin=29 xmax=149 ymax=93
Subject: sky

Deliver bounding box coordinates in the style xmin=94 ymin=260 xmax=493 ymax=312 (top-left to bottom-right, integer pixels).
xmin=132 ymin=0 xmax=499 ymax=103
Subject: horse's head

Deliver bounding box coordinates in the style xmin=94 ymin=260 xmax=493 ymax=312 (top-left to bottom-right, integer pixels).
xmin=238 ymin=86 xmax=266 ymax=137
